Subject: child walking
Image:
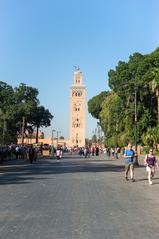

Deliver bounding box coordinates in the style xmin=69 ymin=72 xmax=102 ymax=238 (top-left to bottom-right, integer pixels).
xmin=144 ymin=149 xmax=158 ymax=185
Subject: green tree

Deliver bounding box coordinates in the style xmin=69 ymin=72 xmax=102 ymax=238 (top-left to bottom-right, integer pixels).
xmin=107 ymin=49 xmax=159 ymax=145
xmin=100 ymin=92 xmax=124 ymax=147
xmin=13 ymin=83 xmax=39 ymax=119
xmin=0 ymin=81 xmax=53 ymax=144
xmin=88 ymin=48 xmax=159 ymax=147
xmin=59 ymin=136 xmax=64 ymax=140
xmin=0 ymin=81 xmax=15 ymax=144
xmin=88 ymin=91 xmax=109 ymax=119
xmin=31 ymin=106 xmax=53 ymax=143
xmin=12 ymin=83 xmax=40 ymax=141
xmin=92 ymin=134 xmax=97 ymax=144
xmin=141 ymin=127 xmax=159 ymax=148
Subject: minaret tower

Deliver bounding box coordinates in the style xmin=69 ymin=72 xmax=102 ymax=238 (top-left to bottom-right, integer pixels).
xmin=69 ymin=67 xmax=86 ymax=147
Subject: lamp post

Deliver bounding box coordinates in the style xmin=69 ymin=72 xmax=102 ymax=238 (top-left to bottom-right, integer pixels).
xmin=52 ymin=129 xmax=56 ymax=147
xmin=56 ymin=131 xmax=61 ymax=148
xmin=123 ymin=76 xmax=139 ymax=165
xmin=97 ymin=122 xmax=101 ymax=146
xmin=51 ymin=129 xmax=56 ymax=157
xmin=134 ymin=78 xmax=139 ymax=166
xmin=92 ymin=130 xmax=94 ymax=144
xmin=21 ymin=116 xmax=25 ymax=145
xmin=120 ymin=80 xmax=139 ymax=165
xmin=134 ymin=86 xmax=137 ymax=152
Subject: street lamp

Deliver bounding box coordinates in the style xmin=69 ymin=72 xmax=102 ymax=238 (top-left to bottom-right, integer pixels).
xmin=21 ymin=116 xmax=25 ymax=145
xmin=52 ymin=129 xmax=56 ymax=147
xmin=56 ymin=131 xmax=61 ymax=148
xmin=134 ymin=83 xmax=139 ymax=166
xmin=134 ymin=85 xmax=137 ymax=152
xmin=97 ymin=122 xmax=101 ymax=145
xmin=121 ymin=79 xmax=139 ymax=164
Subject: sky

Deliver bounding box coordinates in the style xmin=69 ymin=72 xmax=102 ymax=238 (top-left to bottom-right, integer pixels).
xmin=0 ymin=0 xmax=159 ymax=139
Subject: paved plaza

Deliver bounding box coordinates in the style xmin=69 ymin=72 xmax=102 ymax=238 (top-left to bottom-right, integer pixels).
xmin=0 ymin=154 xmax=159 ymax=239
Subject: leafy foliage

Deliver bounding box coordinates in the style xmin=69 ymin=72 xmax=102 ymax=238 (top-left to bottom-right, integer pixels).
xmin=31 ymin=106 xmax=53 ymax=143
xmin=88 ymin=91 xmax=109 ymax=119
xmin=0 ymin=82 xmax=53 ymax=144
xmin=88 ymin=47 xmax=159 ymax=147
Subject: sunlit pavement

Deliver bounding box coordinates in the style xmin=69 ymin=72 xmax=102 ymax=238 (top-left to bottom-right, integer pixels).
xmin=0 ymin=154 xmax=159 ymax=239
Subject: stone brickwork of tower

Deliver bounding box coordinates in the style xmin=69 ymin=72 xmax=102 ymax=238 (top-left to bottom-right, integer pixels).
xmin=69 ymin=67 xmax=86 ymax=147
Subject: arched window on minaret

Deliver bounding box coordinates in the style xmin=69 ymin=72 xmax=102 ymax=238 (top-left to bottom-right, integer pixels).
xmin=74 ymin=103 xmax=81 ymax=111
xmin=73 ymin=118 xmax=81 ymax=128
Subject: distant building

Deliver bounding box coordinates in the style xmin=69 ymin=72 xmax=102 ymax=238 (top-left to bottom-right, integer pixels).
xmin=17 ymin=133 xmax=69 ymax=148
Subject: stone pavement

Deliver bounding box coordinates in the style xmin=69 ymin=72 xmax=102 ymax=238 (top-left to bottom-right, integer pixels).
xmin=0 ymin=153 xmax=159 ymax=239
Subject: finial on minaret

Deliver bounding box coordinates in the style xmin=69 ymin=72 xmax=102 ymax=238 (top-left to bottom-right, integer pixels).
xmin=74 ymin=65 xmax=80 ymax=72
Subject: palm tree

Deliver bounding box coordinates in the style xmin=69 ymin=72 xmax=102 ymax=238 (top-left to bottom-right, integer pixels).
xmin=141 ymin=127 xmax=159 ymax=149
xmin=151 ymin=67 xmax=159 ymax=124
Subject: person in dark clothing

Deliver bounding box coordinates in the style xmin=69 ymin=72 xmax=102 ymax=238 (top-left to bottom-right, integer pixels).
xmin=107 ymin=147 xmax=111 ymax=157
xmin=28 ymin=145 xmax=35 ymax=164
xmin=0 ymin=146 xmax=4 ymax=163
xmin=95 ymin=146 xmax=99 ymax=156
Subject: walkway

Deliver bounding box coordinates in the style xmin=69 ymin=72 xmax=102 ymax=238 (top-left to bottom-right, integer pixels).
xmin=0 ymin=154 xmax=159 ymax=239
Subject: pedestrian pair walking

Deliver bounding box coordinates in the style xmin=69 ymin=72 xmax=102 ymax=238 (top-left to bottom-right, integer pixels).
xmin=124 ymin=144 xmax=158 ymax=185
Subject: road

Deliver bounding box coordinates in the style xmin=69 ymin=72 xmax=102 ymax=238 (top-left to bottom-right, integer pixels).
xmin=0 ymin=154 xmax=159 ymax=239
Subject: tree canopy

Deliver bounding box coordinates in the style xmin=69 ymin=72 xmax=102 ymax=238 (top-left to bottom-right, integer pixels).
xmin=88 ymin=91 xmax=109 ymax=119
xmin=88 ymin=48 xmax=159 ymax=147
xmin=31 ymin=106 xmax=53 ymax=143
xmin=0 ymin=82 xmax=53 ymax=144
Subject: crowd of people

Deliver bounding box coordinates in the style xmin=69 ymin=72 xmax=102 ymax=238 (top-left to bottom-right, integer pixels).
xmin=0 ymin=143 xmax=65 ymax=164
xmin=0 ymin=144 xmax=40 ymax=164
xmin=78 ymin=146 xmax=99 ymax=158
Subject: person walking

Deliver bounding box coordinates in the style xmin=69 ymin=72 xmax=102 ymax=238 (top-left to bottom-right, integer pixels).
xmin=28 ymin=145 xmax=35 ymax=164
xmin=56 ymin=146 xmax=62 ymax=162
xmin=91 ymin=146 xmax=95 ymax=156
xmin=111 ymin=147 xmax=115 ymax=158
xmin=84 ymin=147 xmax=88 ymax=158
xmin=95 ymin=146 xmax=99 ymax=156
xmin=144 ymin=149 xmax=158 ymax=185
xmin=123 ymin=143 xmax=135 ymax=182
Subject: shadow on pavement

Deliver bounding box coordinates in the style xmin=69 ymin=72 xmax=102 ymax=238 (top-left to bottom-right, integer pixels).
xmin=136 ymin=177 xmax=159 ymax=182
xmin=0 ymin=156 xmax=124 ymax=185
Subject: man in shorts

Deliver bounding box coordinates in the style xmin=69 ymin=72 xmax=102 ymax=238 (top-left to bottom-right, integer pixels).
xmin=124 ymin=143 xmax=135 ymax=182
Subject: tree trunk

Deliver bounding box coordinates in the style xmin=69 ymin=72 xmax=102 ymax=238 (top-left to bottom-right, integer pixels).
xmin=158 ymin=93 xmax=159 ymax=125
xmin=156 ymin=87 xmax=159 ymax=125
xmin=36 ymin=126 xmax=39 ymax=144
xmin=21 ymin=116 xmax=25 ymax=145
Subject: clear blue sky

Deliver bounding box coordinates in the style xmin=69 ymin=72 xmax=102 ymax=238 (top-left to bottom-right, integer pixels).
xmin=0 ymin=0 xmax=159 ymax=139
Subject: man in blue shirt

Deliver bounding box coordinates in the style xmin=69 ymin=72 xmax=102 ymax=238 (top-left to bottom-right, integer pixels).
xmin=124 ymin=143 xmax=135 ymax=182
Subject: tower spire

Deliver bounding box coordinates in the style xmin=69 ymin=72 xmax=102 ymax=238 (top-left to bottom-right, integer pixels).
xmin=73 ymin=66 xmax=82 ymax=86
